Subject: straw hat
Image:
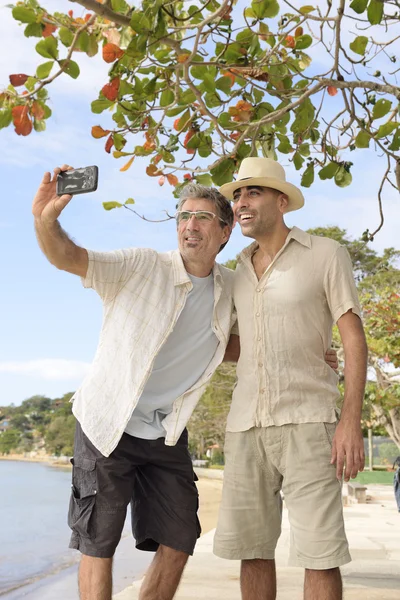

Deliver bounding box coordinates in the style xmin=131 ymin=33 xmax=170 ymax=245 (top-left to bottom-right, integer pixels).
xmin=219 ymin=157 xmax=304 ymax=212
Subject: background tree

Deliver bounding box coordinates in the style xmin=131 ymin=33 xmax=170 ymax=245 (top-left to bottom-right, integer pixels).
xmin=2 ymin=0 xmax=400 ymax=239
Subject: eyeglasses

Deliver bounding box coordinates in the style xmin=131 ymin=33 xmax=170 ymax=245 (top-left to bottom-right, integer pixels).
xmin=175 ymin=210 xmax=226 ymax=224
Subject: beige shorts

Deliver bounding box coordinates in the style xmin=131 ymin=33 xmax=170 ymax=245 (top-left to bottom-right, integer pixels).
xmin=213 ymin=422 xmax=351 ymax=570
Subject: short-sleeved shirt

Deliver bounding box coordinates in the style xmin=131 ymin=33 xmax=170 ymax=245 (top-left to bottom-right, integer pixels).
xmin=71 ymin=248 xmax=236 ymax=457
xmin=226 ymin=226 xmax=361 ymax=432
xmin=125 ymin=273 xmax=218 ymax=439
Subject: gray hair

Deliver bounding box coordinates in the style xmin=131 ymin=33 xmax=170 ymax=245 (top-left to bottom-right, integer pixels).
xmin=178 ymin=183 xmax=234 ymax=228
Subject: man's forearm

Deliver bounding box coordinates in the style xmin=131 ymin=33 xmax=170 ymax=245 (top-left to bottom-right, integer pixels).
xmin=341 ymin=334 xmax=368 ymax=421
xmin=34 ymin=218 xmax=88 ymax=277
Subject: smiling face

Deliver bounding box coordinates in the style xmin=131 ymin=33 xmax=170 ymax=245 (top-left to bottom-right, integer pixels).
xmin=232 ymin=186 xmax=288 ymax=240
xmin=177 ymin=197 xmax=231 ymax=271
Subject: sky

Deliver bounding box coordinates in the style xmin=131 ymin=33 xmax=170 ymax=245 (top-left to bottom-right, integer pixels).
xmin=0 ymin=0 xmax=399 ymax=406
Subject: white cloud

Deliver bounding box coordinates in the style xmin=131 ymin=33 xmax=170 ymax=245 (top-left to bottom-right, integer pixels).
xmin=0 ymin=359 xmax=91 ymax=380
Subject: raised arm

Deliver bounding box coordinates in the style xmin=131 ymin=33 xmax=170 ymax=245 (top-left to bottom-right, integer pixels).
xmin=32 ymin=165 xmax=88 ymax=277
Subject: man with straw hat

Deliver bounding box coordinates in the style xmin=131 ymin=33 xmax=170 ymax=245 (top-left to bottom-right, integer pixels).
xmin=214 ymin=157 xmax=368 ymax=600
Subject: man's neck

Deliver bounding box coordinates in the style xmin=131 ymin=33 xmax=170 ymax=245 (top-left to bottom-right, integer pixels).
xmin=255 ymin=223 xmax=291 ymax=262
xmin=182 ymin=258 xmax=214 ymax=278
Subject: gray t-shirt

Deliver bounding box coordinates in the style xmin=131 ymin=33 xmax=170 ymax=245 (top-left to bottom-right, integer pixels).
xmin=124 ymin=272 xmax=218 ymax=439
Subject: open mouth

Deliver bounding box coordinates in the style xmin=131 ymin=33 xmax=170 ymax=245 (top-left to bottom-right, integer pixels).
xmin=238 ymin=213 xmax=255 ymax=224
xmin=185 ymin=236 xmax=202 ymax=242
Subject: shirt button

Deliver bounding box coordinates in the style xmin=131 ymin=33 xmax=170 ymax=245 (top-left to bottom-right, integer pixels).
xmin=261 ymin=388 xmax=266 ymax=393
xmin=257 ymin=288 xmax=262 ymax=292
xmin=256 ymin=312 xmax=260 ymax=317
xmin=258 ymin=362 xmax=263 ymax=367
xmin=258 ymin=336 xmax=262 ymax=341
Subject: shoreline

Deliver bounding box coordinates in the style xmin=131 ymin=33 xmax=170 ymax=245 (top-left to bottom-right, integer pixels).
xmin=0 ymin=454 xmax=72 ymax=468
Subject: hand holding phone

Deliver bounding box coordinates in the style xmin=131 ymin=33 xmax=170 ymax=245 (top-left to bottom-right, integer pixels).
xmin=56 ymin=166 xmax=99 ymax=196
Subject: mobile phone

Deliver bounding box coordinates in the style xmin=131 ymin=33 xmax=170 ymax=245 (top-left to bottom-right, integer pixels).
xmin=56 ymin=166 xmax=99 ymax=196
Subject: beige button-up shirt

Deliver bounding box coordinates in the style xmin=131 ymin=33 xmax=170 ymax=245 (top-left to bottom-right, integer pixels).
xmin=226 ymin=227 xmax=361 ymax=432
xmin=72 ymin=248 xmax=236 ymax=456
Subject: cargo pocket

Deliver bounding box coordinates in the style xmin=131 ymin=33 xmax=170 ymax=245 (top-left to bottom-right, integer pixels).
xmin=68 ymin=456 xmax=97 ymax=539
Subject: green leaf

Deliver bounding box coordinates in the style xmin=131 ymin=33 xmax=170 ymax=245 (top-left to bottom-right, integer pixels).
xmin=349 ymin=36 xmax=368 ymax=55
xmin=299 ymin=5 xmax=316 ymax=14
xmin=112 ymin=0 xmax=130 ymax=13
xmin=59 ymin=60 xmax=80 ymax=79
xmin=195 ymin=174 xmax=213 ymax=186
xmin=218 ymin=112 xmax=231 ymax=128
xmin=277 ymin=135 xmax=292 ymax=154
xmin=91 ymin=98 xmax=114 ymax=114
xmin=103 ymin=201 xmax=123 ymax=211
xmin=210 ymin=159 xmax=236 ymax=186
xmin=59 ymin=27 xmax=74 ymax=47
xmin=372 ymin=99 xmax=392 ymax=120
xmin=215 ymin=76 xmax=232 ymax=95
xmin=367 ymin=0 xmax=383 ymax=25
xmin=36 ymin=37 xmax=58 ymax=60
xmin=355 ymin=130 xmax=371 ymax=148
xmin=12 ymin=7 xmax=37 ymax=23
xmin=160 ymin=89 xmax=174 ymax=107
xmin=295 ymin=35 xmax=312 ymax=50
xmin=298 ymin=143 xmax=310 ymax=157
xmin=33 ymin=119 xmax=46 ymax=132
xmin=166 ymin=105 xmax=188 ymax=117
xmin=388 ymin=128 xmax=400 ymax=151
xmin=301 ymin=163 xmax=314 ymax=187
xmin=251 ymin=0 xmax=280 ymax=19
xmin=130 ymin=12 xmax=151 ymax=33
xmin=375 ymin=122 xmax=398 ymax=139
xmin=350 ymin=0 xmax=368 ymax=14
xmin=318 ymin=162 xmax=338 ymax=180
xmin=113 ymin=133 xmax=126 ymax=151
xmin=78 ymin=31 xmax=89 ymax=53
xmin=25 ymin=77 xmax=36 ymax=92
xmin=202 ymin=72 xmax=216 ymax=93
xmin=87 ymin=35 xmax=99 ymax=57
xmin=125 ymin=197 xmax=135 ymax=205
xmin=204 ymin=92 xmax=221 ymax=109
xmin=177 ymin=108 xmax=191 ymax=130
xmin=293 ymin=152 xmax=304 ymax=170
xmin=36 ymin=61 xmax=54 ymax=79
xmin=0 ymin=108 xmax=12 ymax=130
xmin=334 ymin=166 xmax=352 ymax=188
xmin=24 ymin=23 xmax=43 ymax=37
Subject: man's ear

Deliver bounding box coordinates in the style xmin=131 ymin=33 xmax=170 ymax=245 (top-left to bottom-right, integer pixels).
xmin=279 ymin=194 xmax=289 ymax=213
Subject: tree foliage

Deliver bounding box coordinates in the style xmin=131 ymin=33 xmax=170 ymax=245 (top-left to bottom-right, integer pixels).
xmin=2 ymin=0 xmax=400 ymax=238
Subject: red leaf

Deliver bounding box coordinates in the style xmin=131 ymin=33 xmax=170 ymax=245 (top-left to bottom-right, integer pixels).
xmin=102 ymin=77 xmax=120 ymax=102
xmin=9 ymin=74 xmax=29 ymax=87
xmin=92 ymin=125 xmax=110 ymax=139
xmin=166 ymin=173 xmax=179 ymax=186
xmin=102 ymin=43 xmax=124 ymax=63
xmin=104 ymin=134 xmax=114 ymax=154
xmin=146 ymin=164 xmax=163 ymax=177
xmin=12 ymin=105 xmax=32 ymax=136
xmin=327 ymin=86 xmax=338 ymax=97
xmin=42 ymin=24 xmax=57 ymax=38
xmin=30 ymin=101 xmax=45 ymax=120
xmin=183 ymin=173 xmax=192 ymax=180
xmin=183 ymin=129 xmax=195 ymax=147
xmin=285 ymin=35 xmax=296 ymax=49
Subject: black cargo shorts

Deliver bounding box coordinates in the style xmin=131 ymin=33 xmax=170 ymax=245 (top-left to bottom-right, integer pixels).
xmin=68 ymin=421 xmax=201 ymax=558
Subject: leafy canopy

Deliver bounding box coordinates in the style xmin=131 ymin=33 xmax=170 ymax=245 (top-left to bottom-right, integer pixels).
xmin=2 ymin=0 xmax=400 ymax=239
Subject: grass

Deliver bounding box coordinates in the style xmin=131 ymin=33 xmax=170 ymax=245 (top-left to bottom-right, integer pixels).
xmin=352 ymin=470 xmax=394 ymax=485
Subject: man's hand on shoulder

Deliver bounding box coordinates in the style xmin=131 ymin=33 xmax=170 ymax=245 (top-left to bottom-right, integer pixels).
xmin=330 ymin=419 xmax=365 ymax=482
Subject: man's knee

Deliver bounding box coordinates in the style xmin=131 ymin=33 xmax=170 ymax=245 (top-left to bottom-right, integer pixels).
xmin=157 ymin=544 xmax=189 ymax=567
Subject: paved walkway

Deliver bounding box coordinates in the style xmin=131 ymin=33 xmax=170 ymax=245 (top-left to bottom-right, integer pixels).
xmin=114 ymin=485 xmax=400 ymax=599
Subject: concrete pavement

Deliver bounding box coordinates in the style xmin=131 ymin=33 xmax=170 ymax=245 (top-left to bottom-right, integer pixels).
xmin=114 ymin=485 xmax=400 ymax=599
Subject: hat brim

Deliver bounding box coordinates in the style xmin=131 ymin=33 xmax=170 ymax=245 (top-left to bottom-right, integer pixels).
xmin=219 ymin=176 xmax=304 ymax=213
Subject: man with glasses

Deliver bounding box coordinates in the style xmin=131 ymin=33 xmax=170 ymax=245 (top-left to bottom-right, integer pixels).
xmin=32 ymin=165 xmax=337 ymax=600
xmin=32 ymin=165 xmax=235 ymax=600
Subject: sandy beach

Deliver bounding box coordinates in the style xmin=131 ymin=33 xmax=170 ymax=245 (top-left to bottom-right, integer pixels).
xmin=197 ymin=477 xmax=223 ymax=534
